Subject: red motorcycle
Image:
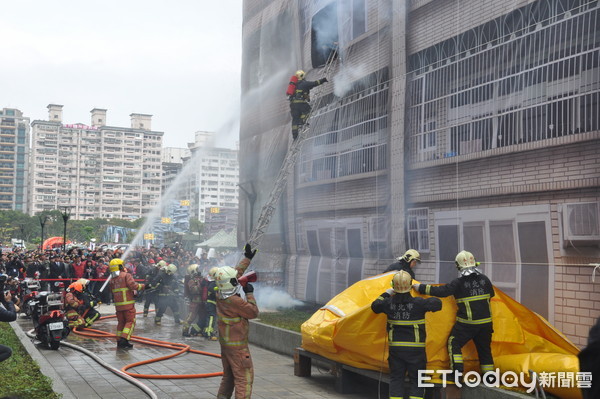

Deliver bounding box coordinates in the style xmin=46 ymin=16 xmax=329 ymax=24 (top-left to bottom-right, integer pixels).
xmin=30 ymin=291 xmax=70 ymax=350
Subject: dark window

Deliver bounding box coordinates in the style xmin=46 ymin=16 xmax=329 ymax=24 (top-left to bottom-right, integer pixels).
xmin=311 ymin=3 xmax=339 ymax=68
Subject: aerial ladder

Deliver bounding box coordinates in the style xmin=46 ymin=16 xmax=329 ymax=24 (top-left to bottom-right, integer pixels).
xmin=246 ymin=48 xmax=338 ymax=250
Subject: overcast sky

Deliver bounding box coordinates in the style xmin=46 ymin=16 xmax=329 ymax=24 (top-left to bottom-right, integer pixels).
xmin=1 ymin=0 xmax=242 ymax=149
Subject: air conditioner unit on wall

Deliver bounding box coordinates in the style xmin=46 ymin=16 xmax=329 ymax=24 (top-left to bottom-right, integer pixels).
xmin=562 ymin=202 xmax=600 ymax=247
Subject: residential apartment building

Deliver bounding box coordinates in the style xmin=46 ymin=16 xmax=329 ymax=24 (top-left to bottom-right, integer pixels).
xmin=185 ymin=131 xmax=239 ymax=223
xmin=29 ymin=105 xmax=163 ymax=220
xmin=0 ymin=108 xmax=29 ymax=212
xmin=161 ymin=146 xmax=189 ymax=195
xmin=240 ymin=0 xmax=600 ymax=346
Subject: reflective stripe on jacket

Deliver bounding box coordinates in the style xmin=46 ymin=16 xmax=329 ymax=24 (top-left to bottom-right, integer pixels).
xmin=110 ymin=271 xmax=144 ymax=311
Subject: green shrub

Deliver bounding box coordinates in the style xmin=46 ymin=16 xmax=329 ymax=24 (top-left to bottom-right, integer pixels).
xmin=0 ymin=323 xmax=61 ymax=399
xmin=256 ymin=307 xmax=319 ymax=332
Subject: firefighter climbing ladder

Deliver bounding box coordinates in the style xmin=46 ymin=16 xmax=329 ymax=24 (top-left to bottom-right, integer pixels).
xmin=247 ymin=47 xmax=338 ymax=249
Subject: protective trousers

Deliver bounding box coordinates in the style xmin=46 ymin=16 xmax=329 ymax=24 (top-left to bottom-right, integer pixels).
xmin=202 ymin=301 xmax=217 ymax=339
xmin=447 ymin=321 xmax=494 ymax=374
xmin=217 ymin=346 xmax=253 ymax=399
xmin=116 ymin=307 xmax=137 ymax=340
xmin=388 ymin=349 xmax=426 ymax=399
xmin=183 ymin=301 xmax=204 ymax=335
xmin=290 ymin=102 xmax=311 ymax=140
xmin=156 ymin=294 xmax=180 ymax=323
xmin=143 ymin=290 xmax=157 ymax=315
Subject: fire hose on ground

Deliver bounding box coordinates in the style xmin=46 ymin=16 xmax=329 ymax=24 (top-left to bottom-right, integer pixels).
xmin=26 ymin=311 xmax=224 ymax=399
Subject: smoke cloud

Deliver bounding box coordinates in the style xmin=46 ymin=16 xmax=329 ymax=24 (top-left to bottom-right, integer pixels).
xmin=254 ymin=285 xmax=304 ymax=311
xmin=332 ymin=63 xmax=368 ymax=97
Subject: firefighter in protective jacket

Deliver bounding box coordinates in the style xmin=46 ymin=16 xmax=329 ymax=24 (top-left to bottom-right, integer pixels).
xmin=414 ymin=250 xmax=495 ymax=378
xmin=201 ymin=267 xmax=218 ymax=340
xmin=289 ymin=70 xmax=328 ymax=140
xmin=65 ymin=279 xmax=100 ymax=329
xmin=182 ymin=264 xmax=204 ymax=336
xmin=108 ymin=258 xmax=145 ymax=348
xmin=214 ymin=243 xmax=258 ymax=399
xmin=372 ymin=270 xmax=441 ymax=399
xmin=151 ymin=263 xmax=181 ymax=325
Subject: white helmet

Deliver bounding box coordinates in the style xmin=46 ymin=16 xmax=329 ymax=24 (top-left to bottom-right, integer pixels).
xmin=455 ymin=250 xmax=480 ymax=276
xmin=391 ymin=270 xmax=413 ymax=293
xmin=295 ymin=70 xmax=305 ymax=80
xmin=214 ymin=266 xmax=239 ymax=298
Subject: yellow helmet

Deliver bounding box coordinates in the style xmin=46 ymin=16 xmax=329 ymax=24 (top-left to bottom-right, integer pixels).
xmin=455 ymin=250 xmax=480 ymax=276
xmin=109 ymin=258 xmax=123 ymax=273
xmin=295 ymin=70 xmax=305 ymax=80
xmin=166 ymin=264 xmax=177 ymax=275
xmin=157 ymin=260 xmax=167 ymax=268
xmin=400 ymin=249 xmax=421 ymax=264
xmin=187 ymin=264 xmax=199 ymax=276
xmin=391 ymin=270 xmax=413 ymax=293
xmin=214 ymin=266 xmax=239 ymax=298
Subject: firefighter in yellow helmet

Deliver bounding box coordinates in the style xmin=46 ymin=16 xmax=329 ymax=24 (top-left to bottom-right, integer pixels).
xmin=371 ymin=270 xmax=441 ymax=399
xmin=384 ymin=249 xmax=421 ymax=279
xmin=65 ymin=278 xmax=101 ymax=329
xmin=214 ymin=243 xmax=258 ymax=399
xmin=414 ymin=250 xmax=495 ymax=381
xmin=108 ymin=258 xmax=145 ymax=348
xmin=288 ymin=69 xmax=328 ymax=140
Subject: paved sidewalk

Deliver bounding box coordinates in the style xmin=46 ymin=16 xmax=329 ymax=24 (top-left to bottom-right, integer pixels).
xmin=15 ymin=304 xmax=386 ymax=399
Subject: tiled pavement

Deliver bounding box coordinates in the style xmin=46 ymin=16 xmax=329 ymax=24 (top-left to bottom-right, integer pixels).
xmin=14 ymin=303 xmax=386 ymax=399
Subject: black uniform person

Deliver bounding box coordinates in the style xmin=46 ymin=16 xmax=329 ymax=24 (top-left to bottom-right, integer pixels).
xmin=384 ymin=249 xmax=421 ymax=279
xmin=289 ymin=70 xmax=328 ymax=140
xmin=372 ymin=270 xmax=441 ymax=399
xmin=414 ymin=250 xmax=495 ymax=383
xmin=0 ymin=287 xmax=19 ymax=362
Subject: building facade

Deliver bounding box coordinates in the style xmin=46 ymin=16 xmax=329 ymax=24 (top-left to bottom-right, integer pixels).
xmin=185 ymin=131 xmax=239 ymax=223
xmin=29 ymin=105 xmax=163 ymax=220
xmin=0 ymin=108 xmax=29 ymax=212
xmin=241 ymin=0 xmax=600 ymax=347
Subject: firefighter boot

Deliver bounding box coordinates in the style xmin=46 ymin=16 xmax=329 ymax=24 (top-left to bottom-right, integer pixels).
xmin=155 ymin=316 xmax=161 ymax=325
xmin=117 ymin=338 xmax=132 ymax=349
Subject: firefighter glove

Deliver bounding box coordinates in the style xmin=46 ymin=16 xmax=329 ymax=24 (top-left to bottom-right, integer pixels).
xmin=243 ymin=283 xmax=254 ymax=294
xmin=412 ymin=283 xmax=421 ymax=292
xmin=321 ymin=77 xmax=328 ymax=83
xmin=244 ymin=243 xmax=257 ymax=260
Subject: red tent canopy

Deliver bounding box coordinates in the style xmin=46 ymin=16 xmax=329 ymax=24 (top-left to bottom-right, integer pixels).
xmin=42 ymin=236 xmax=72 ymax=250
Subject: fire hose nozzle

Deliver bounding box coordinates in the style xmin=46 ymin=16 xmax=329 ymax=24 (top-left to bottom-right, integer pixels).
xmin=238 ymin=271 xmax=257 ymax=287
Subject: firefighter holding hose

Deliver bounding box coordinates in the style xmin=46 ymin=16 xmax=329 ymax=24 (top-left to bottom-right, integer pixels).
xmin=108 ymin=258 xmax=145 ymax=349
xmin=214 ymin=243 xmax=258 ymax=399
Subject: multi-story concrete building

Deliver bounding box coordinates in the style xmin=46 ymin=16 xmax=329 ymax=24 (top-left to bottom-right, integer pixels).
xmin=29 ymin=105 xmax=163 ymax=220
xmin=0 ymin=108 xmax=29 ymax=212
xmin=185 ymin=131 xmax=239 ymax=223
xmin=161 ymin=146 xmax=189 ymax=195
xmin=240 ymin=0 xmax=600 ymax=346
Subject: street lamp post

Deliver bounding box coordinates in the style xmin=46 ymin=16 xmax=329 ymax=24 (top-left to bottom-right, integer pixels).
xmin=39 ymin=215 xmax=49 ymax=251
xmin=59 ymin=207 xmax=71 ymax=253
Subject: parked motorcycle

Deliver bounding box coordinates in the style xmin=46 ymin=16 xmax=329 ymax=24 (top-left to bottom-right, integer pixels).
xmin=30 ymin=291 xmax=70 ymax=350
xmin=20 ymin=278 xmax=41 ymax=317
